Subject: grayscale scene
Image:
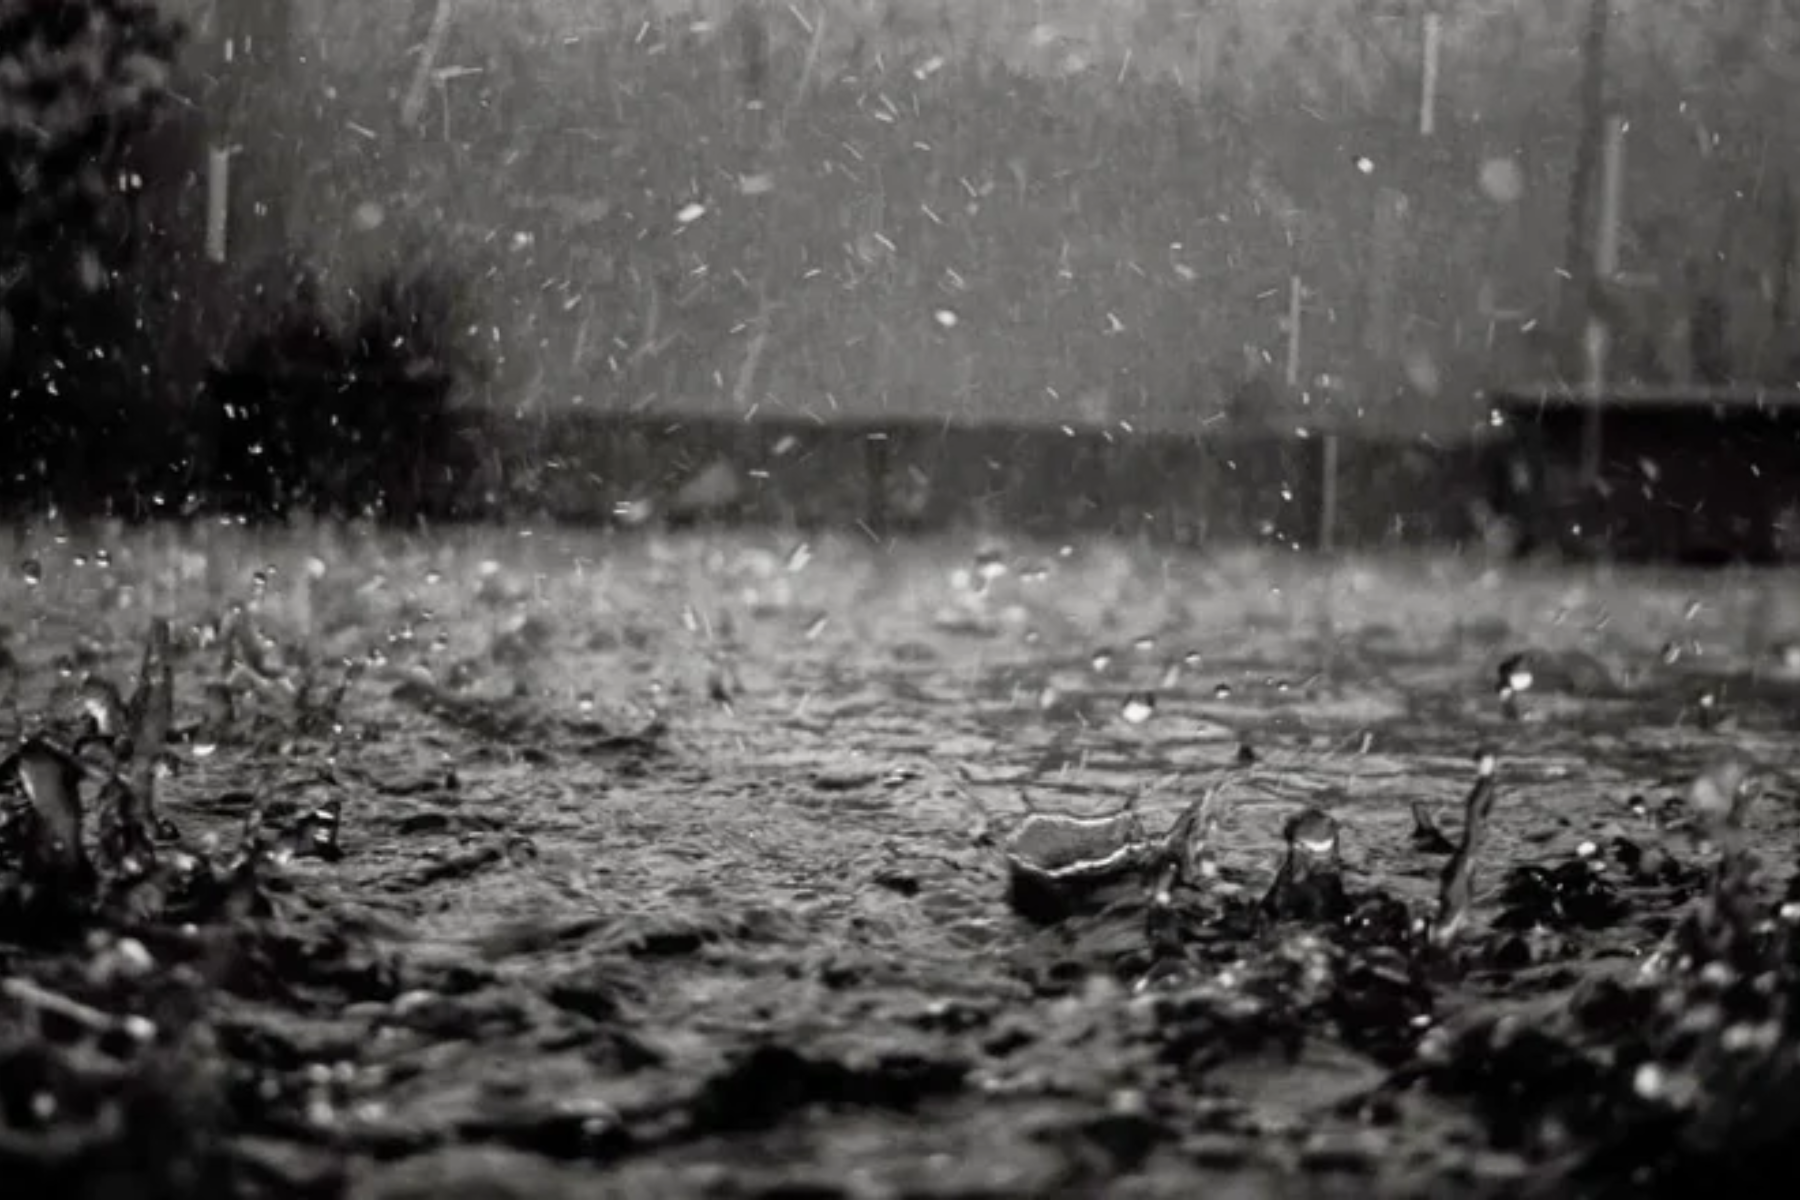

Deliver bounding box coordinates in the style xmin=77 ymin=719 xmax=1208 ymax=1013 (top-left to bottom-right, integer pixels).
xmin=5 ymin=2 xmax=1800 ymax=1197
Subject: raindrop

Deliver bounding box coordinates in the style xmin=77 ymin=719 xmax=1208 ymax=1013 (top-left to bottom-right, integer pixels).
xmin=1133 ymin=635 xmax=1156 ymax=655
xmin=1091 ymin=650 xmax=1114 ymax=674
xmin=785 ymin=542 xmax=813 ymax=573
xmin=1183 ymin=650 xmax=1203 ymax=668
xmin=1038 ymin=686 xmax=1059 ymax=710
xmin=1212 ymin=683 xmax=1232 ymax=699
xmin=805 ymin=614 xmax=829 ymax=640
xmin=20 ymin=559 xmax=41 ymax=586
xmin=577 ymin=693 xmax=596 ymax=715
xmin=1660 ymin=641 xmax=1682 ymax=665
xmin=1121 ymin=693 xmax=1156 ymax=724
xmin=424 ymin=569 xmax=444 ymax=586
xmin=974 ymin=548 xmax=1007 ymax=584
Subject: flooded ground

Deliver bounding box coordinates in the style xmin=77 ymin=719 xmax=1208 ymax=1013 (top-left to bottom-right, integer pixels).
xmin=4 ymin=522 xmax=1800 ymax=1199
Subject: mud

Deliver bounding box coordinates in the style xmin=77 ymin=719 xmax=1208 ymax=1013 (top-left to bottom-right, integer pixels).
xmin=4 ymin=524 xmax=1800 ymax=1199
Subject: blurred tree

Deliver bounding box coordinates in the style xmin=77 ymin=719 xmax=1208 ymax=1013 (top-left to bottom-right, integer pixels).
xmin=0 ymin=0 xmax=184 ymax=512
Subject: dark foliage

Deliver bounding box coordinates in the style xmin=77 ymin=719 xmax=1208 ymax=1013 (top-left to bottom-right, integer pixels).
xmin=201 ymin=250 xmax=489 ymax=525
xmin=0 ymin=0 xmax=185 ymax=514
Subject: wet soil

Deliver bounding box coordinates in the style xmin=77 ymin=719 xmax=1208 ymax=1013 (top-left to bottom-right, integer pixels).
xmin=4 ymin=523 xmax=1800 ymax=1199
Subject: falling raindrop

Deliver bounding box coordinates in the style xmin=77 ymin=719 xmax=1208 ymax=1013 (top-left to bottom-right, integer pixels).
xmin=1121 ymin=693 xmax=1156 ymax=724
xmin=1091 ymin=649 xmax=1114 ymax=674
xmin=974 ymin=548 xmax=1008 ymax=584
xmin=577 ymin=693 xmax=596 ymax=715
xmin=20 ymin=559 xmax=42 ymax=587
xmin=1133 ymin=635 xmax=1157 ymax=654
xmin=1212 ymin=683 xmax=1233 ymax=699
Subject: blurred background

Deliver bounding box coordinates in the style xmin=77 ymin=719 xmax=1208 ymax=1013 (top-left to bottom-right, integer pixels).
xmin=6 ymin=0 xmax=1799 ymax=557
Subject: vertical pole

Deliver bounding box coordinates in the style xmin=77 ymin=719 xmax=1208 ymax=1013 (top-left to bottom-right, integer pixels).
xmin=1563 ymin=0 xmax=1611 ymax=329
xmin=204 ymin=146 xmax=231 ymax=265
xmin=1286 ymin=274 xmax=1303 ymax=389
xmin=1367 ymin=189 xmax=1404 ymax=360
xmin=1420 ymin=10 xmax=1442 ymax=138
xmin=1581 ymin=115 xmax=1625 ymax=487
xmin=1595 ymin=115 xmax=1625 ymax=282
xmin=1320 ymin=432 xmax=1340 ymax=552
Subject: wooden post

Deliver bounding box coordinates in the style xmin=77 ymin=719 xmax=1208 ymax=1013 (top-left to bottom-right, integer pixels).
xmin=1420 ymin=10 xmax=1442 ymax=138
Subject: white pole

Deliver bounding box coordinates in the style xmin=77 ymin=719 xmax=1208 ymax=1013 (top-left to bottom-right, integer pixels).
xmin=1286 ymin=274 xmax=1303 ymax=389
xmin=1421 ymin=11 xmax=1442 ymax=138
xmin=205 ymin=146 xmax=231 ymax=264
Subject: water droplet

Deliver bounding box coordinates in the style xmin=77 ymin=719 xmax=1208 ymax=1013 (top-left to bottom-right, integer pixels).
xmin=1660 ymin=641 xmax=1682 ymax=665
xmin=20 ymin=559 xmax=42 ymax=586
xmin=805 ymin=614 xmax=829 ymax=640
xmin=1212 ymin=683 xmax=1232 ymax=699
xmin=1091 ymin=650 xmax=1113 ymax=673
xmin=424 ymin=569 xmax=444 ymax=586
xmin=785 ymin=542 xmax=813 ymax=573
xmin=1038 ymin=686 xmax=1059 ymax=710
xmin=1133 ymin=636 xmax=1156 ymax=654
xmin=1121 ymin=693 xmax=1156 ymax=724
xmin=577 ymin=693 xmax=596 ymax=714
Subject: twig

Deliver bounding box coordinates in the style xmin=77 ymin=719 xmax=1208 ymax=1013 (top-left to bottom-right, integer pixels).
xmin=401 ymin=0 xmax=457 ymax=130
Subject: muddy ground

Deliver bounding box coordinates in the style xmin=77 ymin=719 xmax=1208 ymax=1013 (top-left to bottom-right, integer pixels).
xmin=4 ymin=522 xmax=1800 ymax=1199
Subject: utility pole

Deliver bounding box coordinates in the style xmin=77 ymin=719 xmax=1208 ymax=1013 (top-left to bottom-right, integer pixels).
xmin=1563 ymin=0 xmax=1610 ymax=339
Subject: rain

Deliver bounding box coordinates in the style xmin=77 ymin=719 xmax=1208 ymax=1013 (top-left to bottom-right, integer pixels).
xmin=5 ymin=1 xmax=1800 ymax=1197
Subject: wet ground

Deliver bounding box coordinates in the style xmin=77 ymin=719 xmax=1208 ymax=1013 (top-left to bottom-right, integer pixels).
xmin=4 ymin=522 xmax=1800 ymax=1199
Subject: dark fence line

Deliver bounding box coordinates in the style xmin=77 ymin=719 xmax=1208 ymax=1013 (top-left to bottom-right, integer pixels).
xmin=424 ymin=410 xmax=1492 ymax=549
xmin=1 ymin=404 xmax=1493 ymax=550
